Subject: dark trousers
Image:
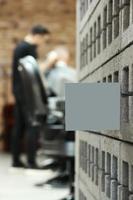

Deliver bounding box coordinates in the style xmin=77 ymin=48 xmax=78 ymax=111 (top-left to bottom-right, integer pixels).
xmin=11 ymin=101 xmax=39 ymax=165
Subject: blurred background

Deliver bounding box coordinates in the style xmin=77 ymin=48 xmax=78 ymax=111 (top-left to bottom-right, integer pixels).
xmin=0 ymin=0 xmax=76 ymax=152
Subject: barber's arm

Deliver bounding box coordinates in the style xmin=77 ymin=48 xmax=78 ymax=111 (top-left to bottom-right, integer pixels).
xmin=40 ymin=51 xmax=58 ymax=73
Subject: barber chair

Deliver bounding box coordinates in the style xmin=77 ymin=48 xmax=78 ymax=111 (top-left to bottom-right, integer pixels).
xmin=37 ymin=97 xmax=75 ymax=200
xmin=38 ymin=97 xmax=74 ymax=182
xmin=18 ymin=56 xmax=75 ymax=200
xmin=18 ymin=56 xmax=47 ymax=127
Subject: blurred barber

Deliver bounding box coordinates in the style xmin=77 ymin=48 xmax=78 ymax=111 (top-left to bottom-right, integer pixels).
xmin=12 ymin=25 xmax=50 ymax=168
xmin=44 ymin=47 xmax=77 ymax=97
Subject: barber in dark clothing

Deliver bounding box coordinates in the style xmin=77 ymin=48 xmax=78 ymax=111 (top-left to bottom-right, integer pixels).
xmin=12 ymin=25 xmax=50 ymax=169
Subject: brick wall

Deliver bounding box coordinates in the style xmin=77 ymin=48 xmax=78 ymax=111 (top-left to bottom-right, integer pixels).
xmin=0 ymin=0 xmax=76 ymax=66
xmin=0 ymin=0 xmax=76 ymax=144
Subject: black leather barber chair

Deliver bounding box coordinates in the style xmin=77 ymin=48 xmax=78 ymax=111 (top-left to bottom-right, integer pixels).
xmin=18 ymin=56 xmax=47 ymax=127
xmin=39 ymin=97 xmax=74 ymax=181
xmin=38 ymin=98 xmax=75 ymax=200
xmin=18 ymin=56 xmax=75 ymax=200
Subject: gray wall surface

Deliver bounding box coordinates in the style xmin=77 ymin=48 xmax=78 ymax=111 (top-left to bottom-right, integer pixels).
xmin=76 ymin=0 xmax=133 ymax=199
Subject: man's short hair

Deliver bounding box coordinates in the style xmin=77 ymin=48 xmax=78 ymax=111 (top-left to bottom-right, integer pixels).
xmin=31 ymin=25 xmax=50 ymax=35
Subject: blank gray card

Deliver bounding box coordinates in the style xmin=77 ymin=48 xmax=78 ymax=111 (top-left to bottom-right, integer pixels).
xmin=65 ymin=83 xmax=120 ymax=131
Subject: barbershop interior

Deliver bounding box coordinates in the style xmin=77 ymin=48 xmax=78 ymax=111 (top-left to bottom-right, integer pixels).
xmin=0 ymin=1 xmax=76 ymax=200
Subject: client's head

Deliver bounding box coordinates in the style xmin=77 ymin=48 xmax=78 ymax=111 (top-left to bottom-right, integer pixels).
xmin=55 ymin=46 xmax=70 ymax=64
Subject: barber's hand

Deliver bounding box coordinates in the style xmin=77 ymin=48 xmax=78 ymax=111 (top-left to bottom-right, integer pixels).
xmin=40 ymin=51 xmax=58 ymax=72
xmin=46 ymin=51 xmax=58 ymax=68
